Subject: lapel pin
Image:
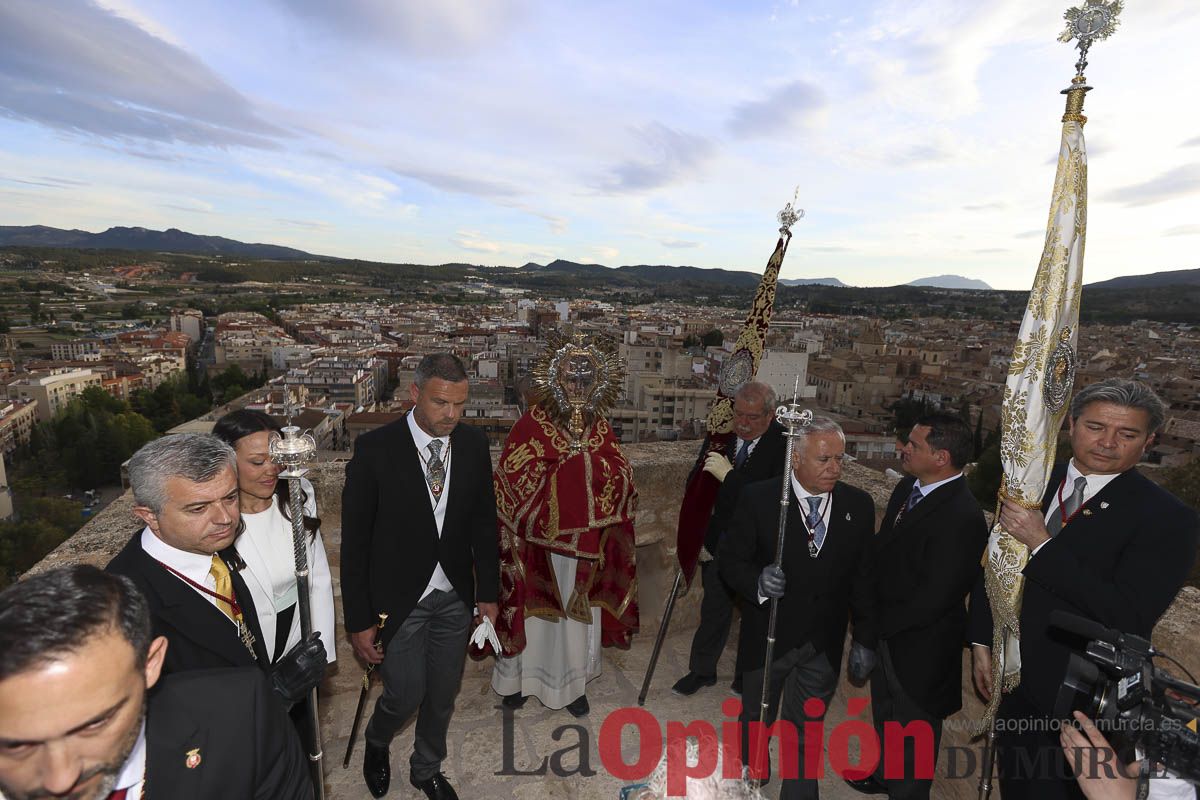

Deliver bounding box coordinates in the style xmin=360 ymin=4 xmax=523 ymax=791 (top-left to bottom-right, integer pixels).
xmin=186 ymin=748 xmax=202 ymax=769
xmin=1082 ymin=509 xmax=1093 ymax=516
xmin=1100 ymin=502 xmax=1109 ymax=509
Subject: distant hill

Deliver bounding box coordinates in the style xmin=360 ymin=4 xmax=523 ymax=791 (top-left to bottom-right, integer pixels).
xmin=906 ymin=275 xmax=993 ymax=290
xmin=781 ymin=277 xmax=848 ymax=287
xmin=522 ymin=259 xmax=763 ymax=288
xmin=0 ymin=225 xmax=322 ymax=260
xmin=1087 ymin=268 xmax=1200 ymax=289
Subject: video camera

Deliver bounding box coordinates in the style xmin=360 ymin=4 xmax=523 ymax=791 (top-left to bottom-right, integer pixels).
xmin=1052 ymin=610 xmax=1200 ymax=784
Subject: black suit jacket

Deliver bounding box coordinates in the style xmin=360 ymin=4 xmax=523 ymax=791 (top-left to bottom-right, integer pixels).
xmin=340 ymin=415 xmax=500 ymax=647
xmin=704 ymin=421 xmax=788 ymax=553
xmin=967 ymin=464 xmax=1199 ymax=716
xmin=871 ymin=475 xmax=988 ymax=718
xmin=107 ymin=533 xmax=270 ymax=676
xmin=146 ymin=667 xmax=312 ymax=799
xmin=720 ymin=478 xmax=876 ymax=677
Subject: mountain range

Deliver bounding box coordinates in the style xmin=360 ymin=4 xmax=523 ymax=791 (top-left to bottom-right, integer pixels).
xmin=2 ymin=225 xmax=1195 ymax=292
xmin=0 ymin=225 xmax=321 ymax=260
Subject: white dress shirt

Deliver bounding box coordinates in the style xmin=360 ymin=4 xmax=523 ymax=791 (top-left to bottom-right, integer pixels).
xmin=139 ymin=528 xmax=236 ymax=628
xmin=758 ymin=477 xmax=833 ymax=605
xmin=110 ymin=721 xmax=146 ymax=800
xmin=910 ymin=471 xmax=963 ymax=501
xmin=408 ymin=412 xmax=455 ymax=601
xmin=1030 ymin=459 xmax=1121 ymax=558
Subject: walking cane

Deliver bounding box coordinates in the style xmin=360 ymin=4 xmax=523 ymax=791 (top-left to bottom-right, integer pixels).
xmin=344 ymin=612 xmax=388 ymax=767
xmin=270 ymin=419 xmax=326 ymax=800
xmin=752 ymin=383 xmax=811 ymax=781
xmin=638 ymin=570 xmax=683 ymax=706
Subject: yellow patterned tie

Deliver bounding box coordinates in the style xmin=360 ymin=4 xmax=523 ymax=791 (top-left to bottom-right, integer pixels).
xmin=208 ymin=555 xmax=237 ymax=622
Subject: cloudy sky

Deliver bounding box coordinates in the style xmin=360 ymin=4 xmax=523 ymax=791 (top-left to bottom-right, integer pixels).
xmin=1 ymin=0 xmax=1196 ymax=289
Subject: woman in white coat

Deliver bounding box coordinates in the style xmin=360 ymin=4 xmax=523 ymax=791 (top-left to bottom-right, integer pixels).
xmin=213 ymin=410 xmax=337 ymax=667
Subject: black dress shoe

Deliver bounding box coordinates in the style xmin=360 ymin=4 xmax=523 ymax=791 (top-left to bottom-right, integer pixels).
xmin=843 ymin=774 xmax=888 ymax=795
xmin=566 ymin=694 xmax=590 ymax=717
xmin=671 ymin=672 xmax=717 ymax=696
xmin=502 ymin=692 xmax=527 ymax=709
xmin=410 ymin=771 xmax=459 ymax=800
xmin=362 ymin=742 xmax=390 ymax=798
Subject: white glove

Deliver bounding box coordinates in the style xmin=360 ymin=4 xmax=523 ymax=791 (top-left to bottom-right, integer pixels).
xmin=703 ymin=452 xmax=734 ymax=482
xmin=470 ymin=615 xmax=502 ymax=654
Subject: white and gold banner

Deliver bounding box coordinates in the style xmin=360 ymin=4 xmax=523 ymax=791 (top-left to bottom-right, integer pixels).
xmin=979 ymin=79 xmax=1089 ymax=727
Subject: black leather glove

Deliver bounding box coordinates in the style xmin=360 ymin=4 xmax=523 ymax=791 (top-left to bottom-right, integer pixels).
xmin=271 ymin=631 xmax=327 ymax=707
xmin=848 ymin=642 xmax=877 ymax=684
xmin=757 ymin=564 xmax=786 ymax=599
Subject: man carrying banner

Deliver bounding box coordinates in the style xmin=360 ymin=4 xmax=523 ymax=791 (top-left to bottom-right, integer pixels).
xmin=672 ymin=380 xmax=786 ymax=697
xmin=968 ymin=379 xmax=1198 ymax=798
xmin=487 ymin=332 xmax=638 ymax=716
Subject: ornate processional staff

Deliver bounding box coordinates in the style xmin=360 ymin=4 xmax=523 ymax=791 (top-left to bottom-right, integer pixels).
xmin=269 ymin=388 xmax=326 ymax=800
xmin=751 ymin=382 xmax=812 ymax=781
xmin=638 ymin=195 xmax=804 ymax=705
xmin=976 ymin=3 xmax=1122 ymax=798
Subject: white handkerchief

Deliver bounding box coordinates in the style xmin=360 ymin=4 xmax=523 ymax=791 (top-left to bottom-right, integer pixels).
xmin=470 ymin=616 xmax=502 ymax=654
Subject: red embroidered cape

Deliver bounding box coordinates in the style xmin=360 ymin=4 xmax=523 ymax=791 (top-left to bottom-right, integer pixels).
xmin=482 ymin=406 xmax=638 ymax=657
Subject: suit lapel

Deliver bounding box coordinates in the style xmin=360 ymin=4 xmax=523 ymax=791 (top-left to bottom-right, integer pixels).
xmin=1041 ymin=463 xmax=1069 ymax=511
xmin=442 ymin=424 xmax=472 ymax=537
xmin=228 ymin=561 xmax=270 ymax=664
xmin=887 ymin=477 xmax=961 ymax=542
xmin=147 ymin=707 xmax=206 ymax=800
xmin=137 ymin=548 xmax=257 ymax=668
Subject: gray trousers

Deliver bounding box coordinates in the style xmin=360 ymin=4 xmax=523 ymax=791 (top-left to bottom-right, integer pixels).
xmin=869 ymin=641 xmax=943 ymax=800
xmin=740 ymin=642 xmax=839 ymax=800
xmin=365 ymin=589 xmax=471 ymax=781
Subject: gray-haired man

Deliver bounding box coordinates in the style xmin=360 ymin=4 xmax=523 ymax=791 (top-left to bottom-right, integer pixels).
xmin=107 ymin=433 xmax=325 ymax=707
xmin=967 ymin=379 xmax=1199 ymax=800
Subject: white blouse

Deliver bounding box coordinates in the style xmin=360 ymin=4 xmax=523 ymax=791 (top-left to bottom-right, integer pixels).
xmin=235 ymin=479 xmax=336 ymax=663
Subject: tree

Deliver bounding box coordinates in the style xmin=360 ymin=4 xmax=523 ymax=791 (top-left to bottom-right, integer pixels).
xmin=973 ymin=410 xmax=984 ymax=460
xmin=968 ymin=427 xmax=1002 ymax=508
xmin=701 ymin=329 xmax=724 ymax=347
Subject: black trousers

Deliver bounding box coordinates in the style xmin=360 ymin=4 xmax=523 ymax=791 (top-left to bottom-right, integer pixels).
xmin=868 ymin=641 xmax=943 ymax=800
xmin=365 ymin=589 xmax=471 ymax=781
xmin=739 ymin=642 xmax=838 ymax=800
xmin=687 ymin=559 xmax=743 ymax=678
xmin=995 ymin=690 xmax=1085 ymax=800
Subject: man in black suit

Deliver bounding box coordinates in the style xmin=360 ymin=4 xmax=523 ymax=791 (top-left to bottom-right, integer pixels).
xmin=674 ymin=381 xmax=787 ymax=697
xmin=0 ymin=565 xmax=311 ymax=800
xmin=720 ymin=416 xmax=877 ymax=800
xmin=967 ymin=379 xmax=1199 ymax=799
xmin=342 ymin=353 xmax=500 ymax=800
xmin=107 ymin=434 xmax=325 ymax=706
xmin=846 ymin=414 xmax=987 ymax=798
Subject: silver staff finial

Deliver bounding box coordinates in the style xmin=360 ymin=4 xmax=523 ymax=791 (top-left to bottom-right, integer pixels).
xmin=777 ymin=187 xmax=805 ymax=236
xmin=1058 ymin=0 xmax=1122 ymax=76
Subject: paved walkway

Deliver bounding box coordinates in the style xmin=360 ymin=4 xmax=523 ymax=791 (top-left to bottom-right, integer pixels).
xmin=318 ymin=540 xmax=884 ymax=800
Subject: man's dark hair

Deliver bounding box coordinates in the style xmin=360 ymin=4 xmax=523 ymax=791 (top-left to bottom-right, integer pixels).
xmin=917 ymin=413 xmax=974 ymax=470
xmin=414 ymin=353 xmax=468 ymax=387
xmin=0 ymin=565 xmax=152 ymax=681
